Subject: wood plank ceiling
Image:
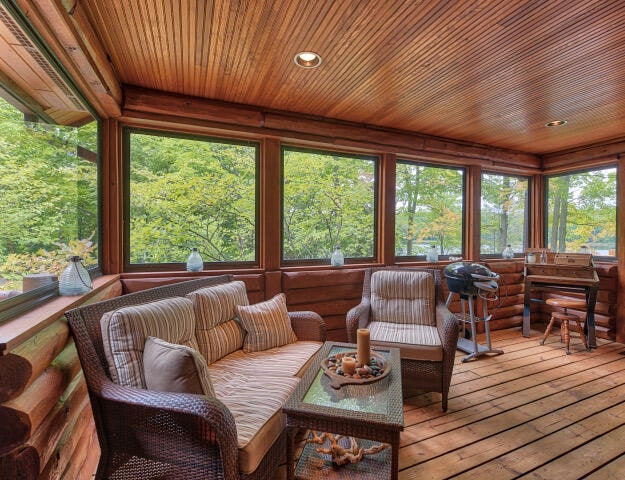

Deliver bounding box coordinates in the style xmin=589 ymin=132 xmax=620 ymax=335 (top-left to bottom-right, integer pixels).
xmin=0 ymin=3 xmax=93 ymax=125
xmin=3 ymin=0 xmax=625 ymax=155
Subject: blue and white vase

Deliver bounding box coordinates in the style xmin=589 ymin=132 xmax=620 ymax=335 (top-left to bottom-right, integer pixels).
xmin=59 ymin=256 xmax=92 ymax=295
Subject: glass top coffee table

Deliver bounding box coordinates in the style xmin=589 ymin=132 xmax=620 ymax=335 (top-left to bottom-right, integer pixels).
xmin=283 ymin=341 xmax=404 ymax=480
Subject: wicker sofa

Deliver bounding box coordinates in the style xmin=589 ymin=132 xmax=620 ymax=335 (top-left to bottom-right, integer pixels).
xmin=66 ymin=275 xmax=326 ymax=480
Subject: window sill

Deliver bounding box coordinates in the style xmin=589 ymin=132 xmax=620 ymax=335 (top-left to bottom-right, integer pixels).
xmin=0 ymin=274 xmax=120 ymax=354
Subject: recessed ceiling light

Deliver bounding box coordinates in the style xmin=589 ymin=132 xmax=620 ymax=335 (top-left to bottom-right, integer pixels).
xmin=294 ymin=51 xmax=322 ymax=68
xmin=545 ymin=120 xmax=568 ymax=127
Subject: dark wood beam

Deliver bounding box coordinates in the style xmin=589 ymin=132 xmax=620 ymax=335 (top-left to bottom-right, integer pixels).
xmin=542 ymin=138 xmax=625 ymax=173
xmin=123 ymin=86 xmax=541 ymax=171
xmin=379 ymin=153 xmax=396 ymax=265
xmin=617 ymin=156 xmax=625 ymax=343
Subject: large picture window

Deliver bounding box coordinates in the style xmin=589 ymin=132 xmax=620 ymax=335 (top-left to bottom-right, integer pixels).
xmin=546 ymin=167 xmax=616 ymax=256
xmin=126 ymin=131 xmax=258 ymax=267
xmin=395 ymin=162 xmax=464 ymax=258
xmin=282 ymin=147 xmax=377 ymax=263
xmin=480 ymin=173 xmax=528 ymax=256
xmin=0 ymin=96 xmax=98 ymax=315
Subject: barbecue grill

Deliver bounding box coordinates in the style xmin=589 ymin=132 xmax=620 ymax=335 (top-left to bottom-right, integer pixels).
xmin=443 ymin=262 xmax=504 ymax=362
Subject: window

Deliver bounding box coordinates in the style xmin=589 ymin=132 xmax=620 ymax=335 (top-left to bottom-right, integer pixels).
xmin=126 ymin=130 xmax=258 ymax=267
xmin=282 ymin=147 xmax=377 ymax=263
xmin=0 ymin=97 xmax=98 ymax=319
xmin=480 ymin=173 xmax=529 ymax=256
xmin=546 ymin=167 xmax=616 ymax=256
xmin=395 ymin=162 xmax=464 ymax=258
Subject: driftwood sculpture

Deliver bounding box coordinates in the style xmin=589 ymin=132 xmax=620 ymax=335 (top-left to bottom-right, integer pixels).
xmin=306 ymin=431 xmax=390 ymax=466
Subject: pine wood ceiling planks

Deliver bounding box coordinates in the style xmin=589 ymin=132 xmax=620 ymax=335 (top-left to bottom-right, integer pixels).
xmin=72 ymin=0 xmax=625 ymax=155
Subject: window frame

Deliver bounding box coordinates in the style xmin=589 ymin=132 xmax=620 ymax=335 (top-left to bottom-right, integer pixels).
xmin=544 ymin=165 xmax=617 ymax=262
xmin=479 ymin=171 xmax=530 ymax=259
xmin=394 ymin=159 xmax=466 ymax=262
xmin=122 ymin=127 xmax=261 ymax=272
xmin=280 ymin=145 xmax=379 ymax=266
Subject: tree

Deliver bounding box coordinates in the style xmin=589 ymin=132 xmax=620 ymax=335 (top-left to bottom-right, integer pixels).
xmin=480 ymin=174 xmax=528 ymax=254
xmin=282 ymin=150 xmax=375 ymax=260
xmin=547 ymin=169 xmax=616 ymax=253
xmin=396 ymin=164 xmax=463 ymax=256
xmin=0 ymin=98 xmax=98 ymax=292
xmin=128 ymin=133 xmax=256 ymax=263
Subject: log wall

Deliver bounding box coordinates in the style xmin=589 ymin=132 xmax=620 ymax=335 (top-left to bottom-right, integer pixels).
xmin=0 ymin=278 xmax=122 ymax=480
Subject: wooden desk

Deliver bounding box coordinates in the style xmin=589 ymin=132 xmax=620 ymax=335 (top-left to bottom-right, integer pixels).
xmin=523 ymin=263 xmax=600 ymax=348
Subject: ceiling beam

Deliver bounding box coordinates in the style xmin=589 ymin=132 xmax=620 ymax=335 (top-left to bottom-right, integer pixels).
xmin=123 ymin=85 xmax=541 ymax=172
xmin=542 ymin=138 xmax=625 ymax=173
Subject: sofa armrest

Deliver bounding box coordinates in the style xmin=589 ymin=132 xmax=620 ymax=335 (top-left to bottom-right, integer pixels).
xmin=99 ymin=381 xmax=241 ymax=479
xmin=345 ymin=300 xmax=371 ymax=343
xmin=288 ymin=311 xmax=327 ymax=342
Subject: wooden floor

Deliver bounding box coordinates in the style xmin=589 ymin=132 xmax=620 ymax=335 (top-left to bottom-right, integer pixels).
xmin=277 ymin=327 xmax=625 ymax=480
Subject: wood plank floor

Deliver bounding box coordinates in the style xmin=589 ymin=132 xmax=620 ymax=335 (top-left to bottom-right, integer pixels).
xmin=276 ymin=327 xmax=625 ymax=480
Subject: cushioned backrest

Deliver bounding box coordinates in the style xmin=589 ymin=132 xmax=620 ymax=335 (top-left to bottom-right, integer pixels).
xmin=187 ymin=281 xmax=249 ymax=363
xmin=100 ymin=296 xmax=198 ymax=388
xmin=370 ymin=270 xmax=435 ymax=326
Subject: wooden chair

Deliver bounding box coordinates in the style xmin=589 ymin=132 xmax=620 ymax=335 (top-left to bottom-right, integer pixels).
xmin=540 ymin=298 xmax=589 ymax=354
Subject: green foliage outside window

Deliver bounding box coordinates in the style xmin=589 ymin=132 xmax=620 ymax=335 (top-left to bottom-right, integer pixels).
xmin=547 ymin=168 xmax=616 ymax=255
xmin=0 ymin=97 xmax=98 ymax=295
xmin=282 ymin=148 xmax=376 ymax=261
xmin=480 ymin=173 xmax=528 ymax=255
xmin=395 ymin=162 xmax=463 ymax=257
xmin=128 ymin=132 xmax=257 ymax=264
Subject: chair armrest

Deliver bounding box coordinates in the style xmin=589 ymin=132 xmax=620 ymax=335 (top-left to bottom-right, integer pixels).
xmin=436 ymin=303 xmax=460 ymax=358
xmin=98 ymin=381 xmax=241 ymax=479
xmin=289 ymin=311 xmax=327 ymax=342
xmin=346 ymin=300 xmax=371 ymax=343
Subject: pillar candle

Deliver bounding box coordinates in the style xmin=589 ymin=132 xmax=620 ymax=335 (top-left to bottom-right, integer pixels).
xmin=341 ymin=356 xmax=356 ymax=375
xmin=357 ymin=328 xmax=371 ymax=366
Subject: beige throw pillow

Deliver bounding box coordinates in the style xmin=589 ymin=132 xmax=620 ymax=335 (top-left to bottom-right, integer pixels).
xmin=143 ymin=336 xmax=215 ymax=396
xmin=236 ymin=293 xmax=297 ymax=352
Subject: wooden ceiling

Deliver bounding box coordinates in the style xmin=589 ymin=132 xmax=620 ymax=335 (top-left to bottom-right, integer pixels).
xmin=3 ymin=1 xmax=625 ymax=156
xmin=0 ymin=2 xmax=93 ymax=125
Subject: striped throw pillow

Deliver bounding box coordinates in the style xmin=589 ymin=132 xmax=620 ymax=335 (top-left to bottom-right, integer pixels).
xmin=187 ymin=281 xmax=249 ymax=362
xmin=101 ymin=296 xmax=199 ymax=388
xmin=370 ymin=270 xmax=436 ymax=326
xmin=236 ymin=293 xmax=297 ymax=352
xmin=187 ymin=281 xmax=249 ymax=328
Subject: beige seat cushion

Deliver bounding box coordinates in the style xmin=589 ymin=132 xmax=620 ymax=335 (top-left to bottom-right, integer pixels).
xmin=143 ymin=336 xmax=215 ymax=396
xmin=369 ymin=321 xmax=443 ymax=362
xmin=187 ymin=281 xmax=248 ymax=363
xmin=211 ymin=372 xmax=300 ymax=474
xmin=209 ymin=341 xmax=323 ymax=379
xmin=370 ymin=270 xmax=435 ymax=326
xmin=236 ymin=293 xmax=297 ymax=352
xmin=100 ymin=297 xmax=199 ymax=388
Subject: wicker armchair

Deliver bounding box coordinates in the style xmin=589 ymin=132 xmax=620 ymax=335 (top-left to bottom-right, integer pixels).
xmin=346 ymin=267 xmax=458 ymax=411
xmin=66 ymin=275 xmax=326 ymax=480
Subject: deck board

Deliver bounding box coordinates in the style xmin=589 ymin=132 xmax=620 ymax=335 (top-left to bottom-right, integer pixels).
xmin=275 ymin=327 xmax=625 ymax=480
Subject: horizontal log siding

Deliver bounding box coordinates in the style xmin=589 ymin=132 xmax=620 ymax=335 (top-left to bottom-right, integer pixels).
xmin=282 ymin=269 xmax=365 ymax=342
xmin=0 ymin=280 xmax=121 ymax=479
